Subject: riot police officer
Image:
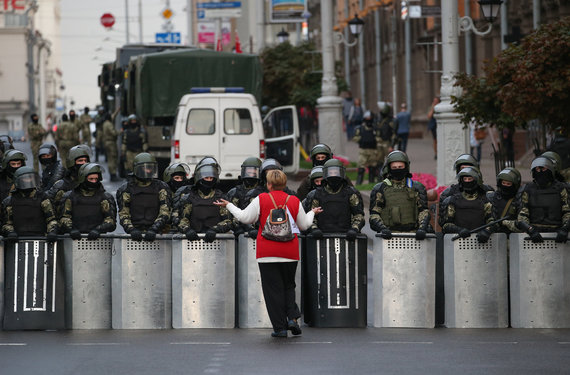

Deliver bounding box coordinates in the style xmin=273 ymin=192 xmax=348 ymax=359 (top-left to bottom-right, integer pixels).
xmin=1 ymin=166 xmax=58 ymax=241
xmin=46 ymin=145 xmax=91 ymax=216
xmin=305 ymin=159 xmax=364 ymax=240
xmin=541 ymin=151 xmax=567 ymax=184
xmin=0 ymin=149 xmax=27 ymax=202
xmin=122 ymin=114 xmax=148 ymax=174
xmin=27 ymin=113 xmax=47 ymax=172
xmin=517 ymin=156 xmax=570 ymax=243
xmin=60 ymin=163 xmax=117 ymax=240
xmin=486 ymin=167 xmax=522 ymax=233
xmin=178 ymin=162 xmax=232 ymax=242
xmin=227 ymin=157 xmax=262 ymax=236
xmin=546 ymin=127 xmax=570 ymax=182
xmin=369 ymin=151 xmax=431 ymax=240
xmin=117 ymin=152 xmax=171 ymax=241
xmin=302 ymin=166 xmax=324 ymax=213
xmin=296 ymin=144 xmax=333 ymax=201
xmin=79 ymin=107 xmax=93 ymax=147
xmin=353 ymin=111 xmax=382 ymax=184
xmin=163 ymin=162 xmax=192 ymax=228
xmin=38 ymin=143 xmax=65 ymax=192
xmin=55 ymin=114 xmax=80 ymax=168
xmin=102 ymin=113 xmax=120 ymax=181
xmin=441 ymin=166 xmax=494 ymax=242
xmin=246 ymin=158 xmax=297 ymax=202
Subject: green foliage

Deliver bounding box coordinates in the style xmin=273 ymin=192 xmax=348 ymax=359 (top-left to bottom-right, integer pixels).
xmin=452 ymin=16 xmax=570 ymax=131
xmin=260 ymin=42 xmax=348 ymax=109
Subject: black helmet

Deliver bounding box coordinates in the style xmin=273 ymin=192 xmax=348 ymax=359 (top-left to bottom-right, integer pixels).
xmin=261 ymin=158 xmax=282 ymax=174
xmin=67 ymin=145 xmax=91 ymax=167
xmin=496 ymin=167 xmax=521 ymax=197
xmin=385 ymin=150 xmax=410 ymax=169
xmin=196 ymin=156 xmax=221 ymax=175
xmin=13 ymin=166 xmax=39 ymax=190
xmin=39 ymin=143 xmax=58 ymax=158
xmin=133 ymin=152 xmax=158 ymax=179
xmin=310 ymin=144 xmax=333 ymax=166
xmin=322 ymin=159 xmax=345 ymax=180
xmin=240 ymin=157 xmax=262 ymax=180
xmin=194 ymin=164 xmax=219 ymax=183
xmin=2 ymin=149 xmax=27 ymax=170
xmin=0 ymin=135 xmax=15 ymax=151
xmin=457 ymin=166 xmax=483 ymax=188
xmin=454 ymin=154 xmax=479 ymax=174
xmin=163 ymin=163 xmax=191 ymax=183
xmin=77 ymin=163 xmax=104 ymax=184
xmin=309 ymin=166 xmax=324 ymax=183
xmin=530 ymin=156 xmax=555 ymax=173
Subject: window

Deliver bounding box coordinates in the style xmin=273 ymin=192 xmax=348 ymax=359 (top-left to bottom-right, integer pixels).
xmin=186 ymin=109 xmax=215 ymax=134
xmin=224 ymin=108 xmax=252 ymax=135
xmin=263 ymin=108 xmax=294 ymax=138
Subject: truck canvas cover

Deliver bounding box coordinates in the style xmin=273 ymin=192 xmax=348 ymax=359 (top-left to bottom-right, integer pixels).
xmin=132 ymin=49 xmax=263 ymax=119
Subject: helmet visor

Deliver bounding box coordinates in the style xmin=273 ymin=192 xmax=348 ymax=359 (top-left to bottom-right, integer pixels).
xmin=195 ymin=165 xmax=219 ymax=181
xmin=324 ymin=166 xmax=344 ymax=180
xmin=134 ymin=162 xmax=158 ymax=179
xmin=241 ymin=166 xmax=259 ymax=179
xmin=15 ymin=172 xmax=39 ymax=190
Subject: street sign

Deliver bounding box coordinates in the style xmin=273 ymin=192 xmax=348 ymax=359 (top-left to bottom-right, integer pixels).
xmin=409 ymin=5 xmax=422 ymax=18
xmin=197 ymin=1 xmax=241 ymax=19
xmin=155 ymin=32 xmax=181 ymax=44
xmin=100 ymin=13 xmax=115 ymax=28
xmin=162 ymin=8 xmax=173 ymax=19
xmin=421 ymin=6 xmax=441 ymax=17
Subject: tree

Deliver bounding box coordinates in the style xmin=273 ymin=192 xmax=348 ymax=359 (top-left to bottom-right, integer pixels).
xmin=453 ymin=16 xmax=570 ymax=131
xmin=259 ymin=42 xmax=347 ymax=109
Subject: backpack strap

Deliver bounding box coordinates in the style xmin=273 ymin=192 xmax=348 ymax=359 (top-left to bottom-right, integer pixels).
xmin=269 ymin=193 xmax=291 ymax=209
xmin=268 ymin=193 xmax=278 ymax=209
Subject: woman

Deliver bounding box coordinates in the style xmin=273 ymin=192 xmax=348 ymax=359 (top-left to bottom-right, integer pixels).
xmin=214 ymin=169 xmax=322 ymax=338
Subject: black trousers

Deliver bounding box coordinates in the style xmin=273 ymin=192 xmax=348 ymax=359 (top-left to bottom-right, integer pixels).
xmin=258 ymin=262 xmax=301 ymax=332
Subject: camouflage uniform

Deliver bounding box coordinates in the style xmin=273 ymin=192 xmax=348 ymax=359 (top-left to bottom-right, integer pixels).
xmin=177 ymin=187 xmax=233 ymax=234
xmin=1 ymin=189 xmax=58 ymax=236
xmin=102 ymin=120 xmax=119 ymax=177
xmin=60 ymin=186 xmax=117 ymax=235
xmin=122 ymin=126 xmax=148 ymax=174
xmin=353 ymin=116 xmax=382 ymax=184
xmin=55 ymin=120 xmax=80 ymax=168
xmin=28 ymin=120 xmax=47 ymax=172
xmin=79 ymin=112 xmax=93 ymax=147
xmin=306 ymin=184 xmax=365 ymax=232
xmin=441 ymin=192 xmax=494 ymax=233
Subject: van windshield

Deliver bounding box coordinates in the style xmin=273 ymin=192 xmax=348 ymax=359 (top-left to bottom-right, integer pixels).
xmin=186 ymin=109 xmax=215 ymax=134
xmin=224 ymin=108 xmax=252 ymax=135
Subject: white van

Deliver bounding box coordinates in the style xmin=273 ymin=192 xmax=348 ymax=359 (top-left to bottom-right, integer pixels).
xmin=171 ymin=88 xmax=300 ymax=180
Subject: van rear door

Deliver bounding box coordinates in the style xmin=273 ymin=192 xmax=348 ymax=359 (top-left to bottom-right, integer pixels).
xmin=263 ymin=105 xmax=300 ymax=174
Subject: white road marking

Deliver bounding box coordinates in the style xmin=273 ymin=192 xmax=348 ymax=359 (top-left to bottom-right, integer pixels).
xmin=170 ymin=342 xmax=231 ymax=345
xmin=372 ymin=341 xmax=433 ymax=344
xmin=0 ymin=343 xmax=27 ymax=346
xmin=66 ymin=343 xmax=127 ymax=346
xmin=287 ymin=341 xmax=333 ymax=344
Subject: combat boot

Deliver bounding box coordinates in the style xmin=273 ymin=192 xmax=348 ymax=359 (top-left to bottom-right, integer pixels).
xmin=368 ymin=166 xmax=377 ymax=184
xmin=356 ymin=168 xmax=365 ymax=185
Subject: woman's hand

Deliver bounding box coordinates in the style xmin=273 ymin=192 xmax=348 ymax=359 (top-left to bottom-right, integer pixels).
xmin=312 ymin=207 xmax=323 ymax=215
xmin=213 ymin=199 xmax=230 ymax=207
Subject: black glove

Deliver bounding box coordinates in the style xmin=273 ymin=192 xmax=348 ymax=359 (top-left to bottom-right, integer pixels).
xmin=555 ymin=229 xmax=568 ymax=243
xmin=185 ymin=229 xmax=199 ymax=241
xmin=87 ymin=229 xmax=100 ymax=240
xmin=144 ymin=230 xmax=157 ymax=242
xmin=46 ymin=231 xmax=58 ymax=243
xmin=310 ymin=228 xmax=323 ymax=239
xmin=5 ymin=232 xmax=18 ymax=241
xmin=528 ymin=227 xmax=544 ymax=243
xmin=70 ymin=229 xmax=82 ymax=240
xmin=130 ymin=229 xmax=143 ymax=242
xmin=379 ymin=228 xmax=392 ymax=240
xmin=247 ymin=229 xmax=258 ymax=239
xmin=345 ymin=229 xmax=358 ymax=241
xmin=204 ymin=229 xmax=217 ymax=243
xmin=233 ymin=227 xmax=245 ymax=237
xmin=476 ymin=229 xmax=491 ymax=243
xmin=458 ymin=228 xmax=471 ymax=239
xmin=415 ymin=229 xmax=427 ymax=241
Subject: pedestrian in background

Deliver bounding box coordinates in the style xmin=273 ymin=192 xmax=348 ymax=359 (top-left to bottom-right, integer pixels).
xmin=347 ymin=98 xmax=365 ymax=141
xmin=38 ymin=143 xmax=65 ymax=192
xmin=122 ymin=114 xmax=148 ymax=174
xmin=470 ymin=122 xmax=487 ymax=162
xmin=395 ymin=103 xmax=411 ymax=152
xmin=341 ymin=91 xmax=353 ymax=133
xmin=353 ymin=111 xmax=382 ymax=184
xmin=214 ymin=169 xmax=322 ymax=338
xmin=27 ymin=113 xmax=47 ymax=172
xmin=79 ymin=107 xmax=93 ymax=148
xmin=55 ymin=113 xmax=80 ymax=168
xmin=427 ymin=96 xmax=440 ymax=160
xmin=102 ymin=113 xmax=120 ymax=181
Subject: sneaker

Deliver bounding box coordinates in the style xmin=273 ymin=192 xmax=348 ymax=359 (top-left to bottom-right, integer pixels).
xmin=271 ymin=330 xmax=288 ymax=338
xmin=287 ymin=319 xmax=302 ymax=336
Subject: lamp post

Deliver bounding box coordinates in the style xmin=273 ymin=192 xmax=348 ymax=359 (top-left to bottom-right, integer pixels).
xmin=318 ymin=7 xmax=364 ymax=155
xmin=434 ymin=0 xmax=502 ymax=186
xmin=277 ymin=28 xmax=289 ymax=44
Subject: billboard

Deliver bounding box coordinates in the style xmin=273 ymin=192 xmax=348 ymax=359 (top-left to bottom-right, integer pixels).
xmin=270 ymin=0 xmax=307 ymax=23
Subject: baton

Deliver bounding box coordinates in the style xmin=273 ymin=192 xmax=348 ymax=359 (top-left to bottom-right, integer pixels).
xmin=451 ymin=216 xmax=509 ymax=241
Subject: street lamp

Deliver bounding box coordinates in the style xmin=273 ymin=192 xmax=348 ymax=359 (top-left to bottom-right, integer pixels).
xmin=277 ymin=28 xmax=289 ymax=44
xmin=459 ymin=0 xmax=503 ymax=36
xmin=335 ymin=14 xmax=365 ymax=47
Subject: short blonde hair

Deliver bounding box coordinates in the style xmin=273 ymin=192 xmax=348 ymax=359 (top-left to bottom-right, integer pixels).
xmin=266 ymin=169 xmax=287 ymax=190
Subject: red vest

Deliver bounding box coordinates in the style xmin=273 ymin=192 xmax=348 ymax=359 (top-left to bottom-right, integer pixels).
xmin=256 ymin=191 xmax=300 ymax=260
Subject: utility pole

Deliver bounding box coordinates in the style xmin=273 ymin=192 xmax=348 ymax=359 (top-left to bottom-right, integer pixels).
xmin=138 ymin=0 xmax=143 ymax=43
xmin=125 ymin=0 xmax=130 ymax=44
xmin=187 ymin=0 xmax=193 ymax=45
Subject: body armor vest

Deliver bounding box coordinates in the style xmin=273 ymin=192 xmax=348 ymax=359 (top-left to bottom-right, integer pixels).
xmin=453 ymin=194 xmax=486 ymax=230
xmin=358 ymin=126 xmax=377 ymax=149
xmin=12 ymin=194 xmax=46 ymax=235
xmin=380 ymin=184 xmax=418 ymax=230
xmin=527 ymin=183 xmax=563 ymax=226
xmin=71 ymin=190 xmax=105 ymax=232
xmin=129 ymin=182 xmax=160 ymax=228
xmin=188 ymin=190 xmax=223 ymax=232
xmin=125 ymin=128 xmax=143 ymax=152
xmin=315 ymin=188 xmax=352 ymax=232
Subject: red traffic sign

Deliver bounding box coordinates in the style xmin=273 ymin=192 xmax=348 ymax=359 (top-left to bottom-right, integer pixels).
xmin=100 ymin=13 xmax=115 ymax=28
